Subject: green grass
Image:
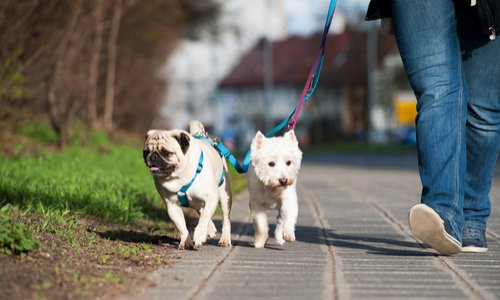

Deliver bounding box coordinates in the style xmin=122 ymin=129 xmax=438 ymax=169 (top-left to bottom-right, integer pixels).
xmin=15 ymin=121 xmax=59 ymax=144
xmin=0 ymin=141 xmax=248 ymax=225
xmin=0 ymin=204 xmax=40 ymax=254
xmin=0 ymin=145 xmax=158 ymax=224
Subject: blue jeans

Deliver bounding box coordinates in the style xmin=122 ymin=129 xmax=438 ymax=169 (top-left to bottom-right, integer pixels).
xmin=391 ymin=0 xmax=500 ymax=240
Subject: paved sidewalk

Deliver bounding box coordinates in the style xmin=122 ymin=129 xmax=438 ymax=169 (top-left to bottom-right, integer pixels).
xmin=123 ymin=154 xmax=500 ymax=300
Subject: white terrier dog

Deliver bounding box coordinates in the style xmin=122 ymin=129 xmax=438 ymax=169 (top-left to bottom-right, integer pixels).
xmin=247 ymin=130 xmax=303 ymax=248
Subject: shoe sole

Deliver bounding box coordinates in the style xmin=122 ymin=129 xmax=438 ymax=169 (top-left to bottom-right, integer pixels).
xmin=461 ymin=246 xmax=488 ymax=253
xmin=409 ymin=204 xmax=462 ymax=255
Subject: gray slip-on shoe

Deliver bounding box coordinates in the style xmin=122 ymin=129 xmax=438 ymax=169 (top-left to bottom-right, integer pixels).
xmin=461 ymin=227 xmax=488 ymax=253
xmin=409 ymin=204 xmax=462 ymax=255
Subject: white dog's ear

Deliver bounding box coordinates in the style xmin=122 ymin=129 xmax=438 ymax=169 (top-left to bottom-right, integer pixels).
xmin=252 ymin=131 xmax=265 ymax=150
xmin=284 ymin=130 xmax=298 ymax=143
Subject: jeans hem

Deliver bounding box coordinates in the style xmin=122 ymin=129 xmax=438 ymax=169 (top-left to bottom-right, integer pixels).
xmin=433 ymin=207 xmax=463 ymax=241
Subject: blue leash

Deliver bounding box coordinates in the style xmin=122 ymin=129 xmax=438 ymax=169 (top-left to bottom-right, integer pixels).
xmin=216 ymin=0 xmax=337 ymax=174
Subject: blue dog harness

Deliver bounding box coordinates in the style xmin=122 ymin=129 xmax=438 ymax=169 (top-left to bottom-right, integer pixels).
xmin=177 ymin=150 xmax=225 ymax=207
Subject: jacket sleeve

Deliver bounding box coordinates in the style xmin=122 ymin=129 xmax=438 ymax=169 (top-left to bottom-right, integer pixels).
xmin=365 ymin=0 xmax=392 ymax=21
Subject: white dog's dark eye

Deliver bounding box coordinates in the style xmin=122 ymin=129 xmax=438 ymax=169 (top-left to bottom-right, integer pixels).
xmin=286 ymin=160 xmax=291 ymax=166
xmin=268 ymin=162 xmax=275 ymax=167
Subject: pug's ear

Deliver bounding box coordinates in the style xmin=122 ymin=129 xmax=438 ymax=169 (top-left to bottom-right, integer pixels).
xmin=174 ymin=132 xmax=190 ymax=154
xmin=145 ymin=129 xmax=158 ymax=140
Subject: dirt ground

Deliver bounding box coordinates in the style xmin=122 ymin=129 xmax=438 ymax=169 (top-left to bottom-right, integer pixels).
xmin=0 ymin=216 xmax=179 ymax=300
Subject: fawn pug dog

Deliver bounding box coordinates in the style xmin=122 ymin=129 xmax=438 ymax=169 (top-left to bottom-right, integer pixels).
xmin=143 ymin=121 xmax=232 ymax=249
xmin=247 ymin=130 xmax=303 ymax=248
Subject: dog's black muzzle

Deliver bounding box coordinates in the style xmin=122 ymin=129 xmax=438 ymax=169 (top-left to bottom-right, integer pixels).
xmin=144 ymin=150 xmax=175 ymax=177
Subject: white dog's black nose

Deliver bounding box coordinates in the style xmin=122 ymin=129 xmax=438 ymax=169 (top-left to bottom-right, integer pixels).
xmin=279 ymin=178 xmax=288 ymax=186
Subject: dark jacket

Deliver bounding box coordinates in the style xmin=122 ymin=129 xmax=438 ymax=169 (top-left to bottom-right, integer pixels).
xmin=365 ymin=0 xmax=391 ymax=21
xmin=365 ymin=0 xmax=499 ymax=39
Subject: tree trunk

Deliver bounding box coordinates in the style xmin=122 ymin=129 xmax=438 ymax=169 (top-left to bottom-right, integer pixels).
xmin=88 ymin=0 xmax=104 ymax=129
xmin=47 ymin=0 xmax=83 ymax=148
xmin=103 ymin=0 xmax=122 ymax=132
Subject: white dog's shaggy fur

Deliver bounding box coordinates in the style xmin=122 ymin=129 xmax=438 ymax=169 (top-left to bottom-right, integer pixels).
xmin=247 ymin=130 xmax=303 ymax=248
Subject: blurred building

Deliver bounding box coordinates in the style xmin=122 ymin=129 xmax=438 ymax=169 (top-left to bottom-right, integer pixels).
xmin=211 ymin=27 xmax=406 ymax=147
xmin=157 ymin=0 xmax=287 ymax=130
xmin=157 ymin=0 xmax=414 ymax=148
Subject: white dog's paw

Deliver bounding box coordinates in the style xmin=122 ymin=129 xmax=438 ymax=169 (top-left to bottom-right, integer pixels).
xmin=254 ymin=233 xmax=268 ymax=248
xmin=218 ymin=237 xmax=232 ymax=247
xmin=254 ymin=242 xmax=266 ymax=248
xmin=276 ymin=236 xmax=286 ymax=246
xmin=193 ymin=228 xmax=208 ymax=248
xmin=218 ymin=231 xmax=232 ymax=247
xmin=207 ymin=222 xmax=217 ymax=238
xmin=283 ymin=231 xmax=296 ymax=242
xmin=178 ymin=238 xmax=194 ymax=250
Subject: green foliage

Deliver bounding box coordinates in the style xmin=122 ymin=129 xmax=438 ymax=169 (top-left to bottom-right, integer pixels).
xmin=89 ymin=130 xmax=110 ymax=147
xmin=0 ymin=204 xmax=40 ymax=255
xmin=16 ymin=121 xmax=59 ymax=144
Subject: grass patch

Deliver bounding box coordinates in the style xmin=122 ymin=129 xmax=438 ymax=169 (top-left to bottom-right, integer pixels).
xmin=15 ymin=120 xmax=59 ymax=145
xmin=0 ymin=204 xmax=40 ymax=254
xmin=0 ymin=145 xmax=159 ymax=224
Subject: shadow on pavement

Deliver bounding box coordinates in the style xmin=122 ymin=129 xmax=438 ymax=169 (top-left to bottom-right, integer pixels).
xmin=93 ymin=228 xmax=180 ymax=248
xmin=324 ymin=232 xmax=437 ymax=257
xmin=94 ymin=219 xmax=436 ymax=256
xmin=226 ymin=220 xmax=435 ymax=256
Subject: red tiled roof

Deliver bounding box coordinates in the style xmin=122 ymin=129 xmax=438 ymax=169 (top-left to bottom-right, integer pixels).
xmin=219 ymin=27 xmax=397 ymax=88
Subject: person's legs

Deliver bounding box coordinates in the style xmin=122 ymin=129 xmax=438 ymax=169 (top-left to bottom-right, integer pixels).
xmin=391 ymin=0 xmax=467 ymax=249
xmin=458 ymin=14 xmax=500 ymax=251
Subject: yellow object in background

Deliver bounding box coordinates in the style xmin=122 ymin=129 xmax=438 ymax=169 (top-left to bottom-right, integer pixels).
xmin=394 ymin=92 xmax=417 ymax=126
